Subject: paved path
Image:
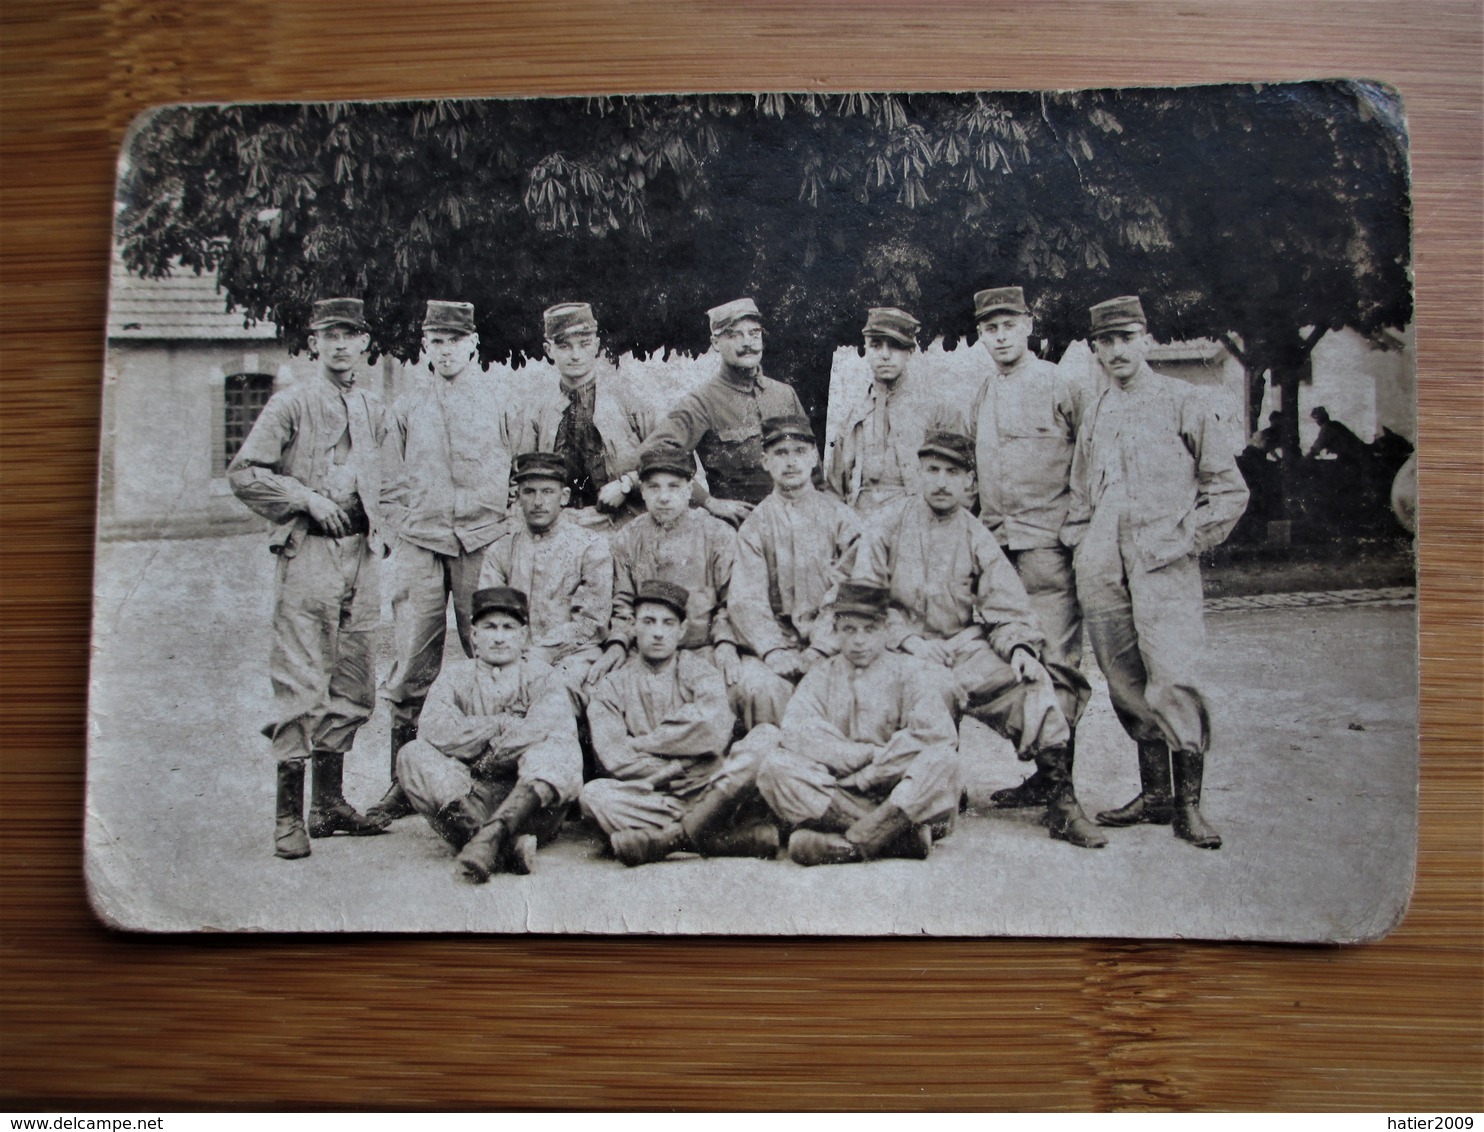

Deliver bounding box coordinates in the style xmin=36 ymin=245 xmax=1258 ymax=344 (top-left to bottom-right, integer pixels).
xmin=85 ymin=535 xmax=1419 ymax=941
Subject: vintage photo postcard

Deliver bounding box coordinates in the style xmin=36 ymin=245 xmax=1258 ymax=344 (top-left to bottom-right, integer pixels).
xmin=87 ymin=83 xmax=1418 ymax=937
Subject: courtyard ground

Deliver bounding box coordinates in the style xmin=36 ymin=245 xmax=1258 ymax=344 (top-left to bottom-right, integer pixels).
xmin=85 ymin=533 xmax=1418 ymax=941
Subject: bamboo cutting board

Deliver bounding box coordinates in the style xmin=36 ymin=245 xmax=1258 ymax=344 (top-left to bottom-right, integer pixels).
xmin=2 ymin=0 xmax=1480 ymax=1110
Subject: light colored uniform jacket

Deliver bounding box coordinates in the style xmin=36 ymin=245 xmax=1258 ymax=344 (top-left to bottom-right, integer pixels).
xmin=512 ymin=365 xmax=655 ymax=492
xmin=827 ymin=372 xmax=938 ymax=510
xmin=730 ymin=486 xmax=860 ymax=658
xmin=853 ymin=499 xmax=1044 ymax=659
xmin=1062 ymin=363 xmax=1249 ymax=571
xmin=385 ymin=369 xmax=513 ymax=556
xmin=477 ymin=516 xmax=613 ymax=666
xmin=607 ymin=509 xmax=738 ymax=650
xmin=228 ymin=372 xmax=395 ymax=558
xmin=587 ymin=651 xmax=736 ymax=783
xmin=934 ymin=353 xmax=1085 ymax=550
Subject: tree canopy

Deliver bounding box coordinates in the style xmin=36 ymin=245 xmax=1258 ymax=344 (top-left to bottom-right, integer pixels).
xmin=117 ymin=83 xmax=1411 ymax=423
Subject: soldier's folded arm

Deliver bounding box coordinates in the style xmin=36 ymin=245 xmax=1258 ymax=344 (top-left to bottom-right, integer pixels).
xmin=585 ymin=688 xmax=674 ymax=781
xmin=226 ymin=394 xmax=317 ymax=522
xmin=417 ymin=675 xmax=504 ymax=760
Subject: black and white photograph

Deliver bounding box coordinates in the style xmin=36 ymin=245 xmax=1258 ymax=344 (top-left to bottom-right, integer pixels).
xmin=87 ymin=83 xmax=1418 ymax=937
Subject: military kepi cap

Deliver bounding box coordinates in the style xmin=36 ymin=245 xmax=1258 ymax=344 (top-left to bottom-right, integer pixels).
xmin=638 ymin=444 xmax=694 ymax=482
xmin=761 ymin=413 xmax=815 ymax=448
xmin=831 ymin=581 xmax=889 ymax=619
xmin=635 ymin=579 xmax=690 ymax=620
xmin=423 ymin=300 xmax=476 ymax=334
xmin=974 ymin=286 xmax=1029 ymax=321
xmin=544 ymin=302 xmax=598 ymax=340
xmin=471 ymin=586 xmax=529 ymax=625
xmin=512 ymin=451 xmax=569 ymax=483
xmin=309 ymin=298 xmax=369 ymax=332
xmin=862 ymin=307 xmax=921 ymax=349
xmin=708 ymin=297 xmax=764 ymax=334
xmin=918 ymin=429 xmax=975 ymax=471
xmin=1089 ymin=295 xmax=1148 ymax=336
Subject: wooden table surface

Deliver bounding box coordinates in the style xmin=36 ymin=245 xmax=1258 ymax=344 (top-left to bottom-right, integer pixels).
xmin=2 ymin=0 xmax=1480 ymax=1111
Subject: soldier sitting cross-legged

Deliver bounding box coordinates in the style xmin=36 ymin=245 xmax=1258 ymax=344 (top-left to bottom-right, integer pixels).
xmin=579 ymin=579 xmax=779 ymax=867
xmin=749 ymin=581 xmax=962 ymax=866
xmin=395 ymin=586 xmax=583 ymax=883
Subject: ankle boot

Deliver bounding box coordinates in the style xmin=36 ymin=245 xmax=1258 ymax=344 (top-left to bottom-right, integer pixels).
xmin=367 ymin=721 xmax=418 ymax=824
xmin=988 ymin=768 xmax=1054 ymax=809
xmin=809 ymin=791 xmax=873 ymax=833
xmin=787 ymin=828 xmax=862 ymax=866
xmin=428 ymin=792 xmax=489 ymax=851
xmin=455 ymin=781 xmax=546 ymax=883
xmin=845 ymin=802 xmax=924 ymax=860
xmin=274 ymin=758 xmax=310 ymax=860
xmin=308 ymin=751 xmax=389 ymax=837
xmin=1171 ymin=749 xmax=1222 ymax=849
xmin=696 ymin=819 xmax=780 ymax=860
xmin=1036 ymin=744 xmax=1107 ymax=849
xmin=1096 ymin=739 xmax=1174 ymax=827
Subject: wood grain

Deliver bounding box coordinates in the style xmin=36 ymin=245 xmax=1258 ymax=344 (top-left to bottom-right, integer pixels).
xmin=2 ymin=0 xmax=1480 ymax=1110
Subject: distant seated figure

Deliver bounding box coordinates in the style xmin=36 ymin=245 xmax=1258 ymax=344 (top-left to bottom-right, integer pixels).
xmin=751 ymin=582 xmax=962 ymax=867
xmin=579 ymin=580 xmax=779 ymax=867
xmin=1307 ymin=406 xmax=1369 ymax=464
xmin=395 ymin=586 xmax=583 ymax=884
xmin=1248 ymin=410 xmax=1288 ymax=462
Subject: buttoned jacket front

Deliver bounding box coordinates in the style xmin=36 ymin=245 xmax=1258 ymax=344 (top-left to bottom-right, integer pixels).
xmin=386 ymin=369 xmax=513 ymax=556
xmin=827 ymin=369 xmax=938 ymax=508
xmin=1062 ymin=364 xmax=1249 ymax=571
xmin=228 ymin=371 xmax=394 ymax=558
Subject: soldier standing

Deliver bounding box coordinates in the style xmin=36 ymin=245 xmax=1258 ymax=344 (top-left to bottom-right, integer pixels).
xmin=375 ymin=300 xmax=515 ymax=824
xmin=1065 ymin=295 xmax=1249 ymax=849
xmin=642 ymin=297 xmax=807 ymax=527
xmin=396 ymin=586 xmax=583 ymax=883
xmin=729 ymin=414 xmax=861 ymax=709
xmin=751 ymin=582 xmax=961 ymax=866
xmin=827 ymin=307 xmax=938 ymax=520
xmin=228 ymin=297 xmax=393 ymax=859
xmin=852 ymin=429 xmax=1104 ymax=849
xmin=580 ymin=580 xmax=779 ymax=867
xmin=938 ymin=286 xmax=1091 ymax=810
xmin=513 ymin=302 xmax=660 ymax=529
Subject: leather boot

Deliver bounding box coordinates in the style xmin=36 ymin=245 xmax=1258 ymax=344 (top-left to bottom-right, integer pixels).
xmin=428 ymin=790 xmax=492 ymax=851
xmin=367 ymin=721 xmax=418 ymax=824
xmin=988 ymin=768 xmax=1054 ymax=809
xmin=611 ymin=781 xmax=744 ymax=867
xmin=696 ymin=819 xmax=781 ymax=860
xmin=787 ymin=829 xmax=862 ymax=866
xmin=1171 ymin=749 xmax=1223 ymax=849
xmin=308 ymin=751 xmax=389 ymax=837
xmin=274 ymin=758 xmax=311 ymax=860
xmin=1036 ymin=744 xmax=1107 ymax=849
xmin=847 ymin=802 xmax=925 ymax=860
xmin=455 ymin=781 xmax=547 ymax=883
xmin=1096 ymin=740 xmax=1174 ymax=827
xmin=807 ymin=791 xmax=873 ymax=833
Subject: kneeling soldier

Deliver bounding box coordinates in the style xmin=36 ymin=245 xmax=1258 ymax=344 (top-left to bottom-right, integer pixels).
xmin=852 ymin=430 xmax=1103 ymax=849
xmin=729 ymin=414 xmax=861 ymax=709
xmin=752 ymin=582 xmax=961 ymax=865
xmin=580 ymin=580 xmax=779 ymax=866
xmin=395 ymin=586 xmax=583 ymax=883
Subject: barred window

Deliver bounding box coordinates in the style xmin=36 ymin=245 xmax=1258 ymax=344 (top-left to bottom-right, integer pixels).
xmin=223 ymin=372 xmax=275 ymax=469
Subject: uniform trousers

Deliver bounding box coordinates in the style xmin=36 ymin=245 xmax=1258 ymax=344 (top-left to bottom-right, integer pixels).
xmin=1074 ymin=515 xmax=1211 ymax=755
xmin=1006 ymin=545 xmax=1084 ymax=670
xmin=578 ymin=742 xmax=764 ymax=837
xmin=398 ymin=733 xmax=582 ymax=812
xmin=750 ymin=724 xmax=960 ymax=828
xmin=914 ymin=631 xmax=1082 ymax=756
xmin=266 ymin=532 xmax=379 ymax=763
xmin=397 ymin=740 xmax=570 ymax=848
xmin=384 ymin=540 xmax=489 ymax=728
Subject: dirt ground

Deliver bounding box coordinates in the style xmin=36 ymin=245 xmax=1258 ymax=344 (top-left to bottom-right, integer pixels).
xmin=85 ymin=533 xmax=1418 ymax=941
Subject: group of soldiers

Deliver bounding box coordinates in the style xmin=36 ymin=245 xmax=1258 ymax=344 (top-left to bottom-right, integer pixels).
xmin=228 ymin=285 xmax=1249 ymax=884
